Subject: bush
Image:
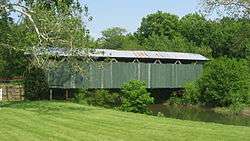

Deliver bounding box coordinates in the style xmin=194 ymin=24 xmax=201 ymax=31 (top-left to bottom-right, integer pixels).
xmin=120 ymin=80 xmax=154 ymax=114
xmin=181 ymin=82 xmax=201 ymax=105
xmin=168 ymin=92 xmax=183 ymax=105
xmin=74 ymin=89 xmax=87 ymax=104
xmin=183 ymin=58 xmax=249 ymax=107
xmin=229 ymin=102 xmax=247 ymax=115
xmin=81 ymin=90 xmax=121 ymax=108
xmin=24 ymin=66 xmax=49 ymax=100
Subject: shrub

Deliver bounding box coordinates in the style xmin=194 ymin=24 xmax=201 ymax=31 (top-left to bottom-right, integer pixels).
xmin=229 ymin=102 xmax=247 ymax=115
xmin=181 ymin=82 xmax=201 ymax=105
xmin=197 ymin=58 xmax=249 ymax=107
xmin=74 ymin=89 xmax=87 ymax=104
xmin=24 ymin=66 xmax=49 ymax=100
xmin=120 ymin=80 xmax=154 ymax=114
xmin=168 ymin=92 xmax=183 ymax=105
xmin=82 ymin=90 xmax=121 ymax=108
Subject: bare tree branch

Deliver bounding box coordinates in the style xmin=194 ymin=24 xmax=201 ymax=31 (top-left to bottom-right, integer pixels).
xmin=201 ymin=0 xmax=250 ymax=18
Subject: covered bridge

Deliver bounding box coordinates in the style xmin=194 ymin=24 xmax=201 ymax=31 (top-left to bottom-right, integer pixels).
xmin=46 ymin=48 xmax=209 ymax=90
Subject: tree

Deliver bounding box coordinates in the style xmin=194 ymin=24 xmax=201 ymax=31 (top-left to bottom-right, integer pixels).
xmin=197 ymin=58 xmax=249 ymax=106
xmin=1 ymin=0 xmax=92 ymax=100
xmin=119 ymin=34 xmax=144 ymax=50
xmin=16 ymin=0 xmax=84 ymax=15
xmin=140 ymin=34 xmax=212 ymax=56
xmin=99 ymin=27 xmax=127 ymax=49
xmin=181 ymin=58 xmax=249 ymax=107
xmin=0 ymin=0 xmax=28 ymax=78
xmin=180 ymin=13 xmax=211 ymax=46
xmin=137 ymin=11 xmax=180 ymax=41
xmin=134 ymin=11 xmax=214 ymax=56
xmin=209 ymin=17 xmax=250 ymax=58
xmin=202 ymin=0 xmax=250 ymax=18
xmin=0 ymin=0 xmax=91 ymax=69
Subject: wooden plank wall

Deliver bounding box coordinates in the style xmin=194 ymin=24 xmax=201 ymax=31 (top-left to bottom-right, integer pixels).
xmin=0 ymin=84 xmax=24 ymax=101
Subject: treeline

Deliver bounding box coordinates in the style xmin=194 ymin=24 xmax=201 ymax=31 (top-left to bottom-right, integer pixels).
xmin=96 ymin=11 xmax=250 ymax=60
xmin=95 ymin=11 xmax=250 ymax=108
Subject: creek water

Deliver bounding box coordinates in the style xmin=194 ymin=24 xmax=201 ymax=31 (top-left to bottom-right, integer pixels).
xmin=149 ymin=104 xmax=250 ymax=127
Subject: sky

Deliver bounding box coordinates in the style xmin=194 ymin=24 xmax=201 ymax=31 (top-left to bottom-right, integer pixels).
xmin=83 ymin=0 xmax=201 ymax=38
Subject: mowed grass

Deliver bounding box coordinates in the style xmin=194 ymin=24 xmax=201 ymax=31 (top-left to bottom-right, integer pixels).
xmin=0 ymin=101 xmax=250 ymax=141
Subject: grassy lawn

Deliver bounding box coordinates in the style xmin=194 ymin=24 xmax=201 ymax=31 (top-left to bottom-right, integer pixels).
xmin=0 ymin=101 xmax=249 ymax=141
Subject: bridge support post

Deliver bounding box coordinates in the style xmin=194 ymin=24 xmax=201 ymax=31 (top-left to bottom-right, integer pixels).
xmin=65 ymin=89 xmax=69 ymax=100
xmin=49 ymin=89 xmax=53 ymax=100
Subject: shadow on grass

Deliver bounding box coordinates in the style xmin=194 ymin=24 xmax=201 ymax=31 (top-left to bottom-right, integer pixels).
xmin=0 ymin=100 xmax=95 ymax=115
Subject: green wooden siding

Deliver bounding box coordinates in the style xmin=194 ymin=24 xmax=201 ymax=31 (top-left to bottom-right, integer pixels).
xmin=48 ymin=62 xmax=203 ymax=89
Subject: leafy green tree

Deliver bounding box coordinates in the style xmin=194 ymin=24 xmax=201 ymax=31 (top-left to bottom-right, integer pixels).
xmin=136 ymin=11 xmax=212 ymax=57
xmin=137 ymin=11 xmax=180 ymax=41
xmin=142 ymin=34 xmax=212 ymax=56
xmin=1 ymin=0 xmax=91 ymax=70
xmin=209 ymin=18 xmax=250 ymax=58
xmin=180 ymin=13 xmax=211 ymax=46
xmin=201 ymin=1 xmax=250 ymax=60
xmin=197 ymin=58 xmax=249 ymax=106
xmin=0 ymin=0 xmax=11 ymax=76
xmin=120 ymin=34 xmax=144 ymax=50
xmin=181 ymin=58 xmax=249 ymax=107
xmin=99 ymin=27 xmax=127 ymax=49
xmin=1 ymin=0 xmax=92 ymax=100
xmin=0 ymin=1 xmax=28 ymax=78
xmin=0 ymin=56 xmax=4 ymax=75
xmin=98 ymin=27 xmax=143 ymax=50
xmin=101 ymin=27 xmax=127 ymax=38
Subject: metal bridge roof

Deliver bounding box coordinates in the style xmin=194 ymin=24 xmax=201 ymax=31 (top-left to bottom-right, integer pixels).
xmin=34 ymin=48 xmax=209 ymax=61
xmin=91 ymin=49 xmax=209 ymax=61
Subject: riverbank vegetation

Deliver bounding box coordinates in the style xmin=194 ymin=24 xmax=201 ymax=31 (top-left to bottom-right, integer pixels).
xmin=169 ymin=58 xmax=250 ymax=110
xmin=149 ymin=103 xmax=250 ymax=127
xmin=75 ymin=80 xmax=154 ymax=114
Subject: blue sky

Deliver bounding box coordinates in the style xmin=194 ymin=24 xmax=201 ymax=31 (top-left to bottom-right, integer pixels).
xmin=83 ymin=0 xmax=201 ymax=38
